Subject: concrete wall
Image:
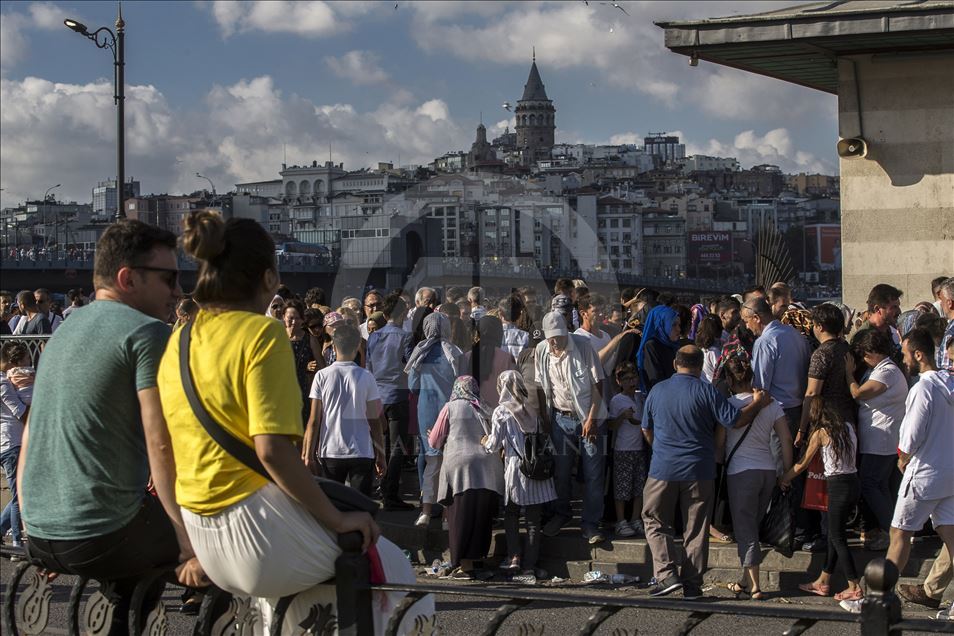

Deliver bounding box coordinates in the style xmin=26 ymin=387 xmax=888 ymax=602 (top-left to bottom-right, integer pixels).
xmin=838 ymin=54 xmax=954 ymax=311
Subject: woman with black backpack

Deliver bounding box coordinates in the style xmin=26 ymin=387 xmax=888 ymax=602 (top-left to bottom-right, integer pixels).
xmin=482 ymin=370 xmax=556 ymax=576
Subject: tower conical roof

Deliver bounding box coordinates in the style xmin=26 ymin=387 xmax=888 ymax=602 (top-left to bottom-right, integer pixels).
xmin=520 ymin=61 xmax=550 ymax=102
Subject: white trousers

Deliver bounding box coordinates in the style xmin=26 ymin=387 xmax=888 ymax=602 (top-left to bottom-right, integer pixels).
xmin=182 ymin=483 xmax=434 ymax=635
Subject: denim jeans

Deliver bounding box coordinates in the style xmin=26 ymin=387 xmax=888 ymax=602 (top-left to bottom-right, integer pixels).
xmin=549 ymin=411 xmax=605 ymax=533
xmin=0 ymin=446 xmax=21 ymax=543
xmin=382 ymin=401 xmax=410 ymax=502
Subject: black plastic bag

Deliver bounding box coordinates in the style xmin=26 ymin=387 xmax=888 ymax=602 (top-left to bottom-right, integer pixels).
xmin=759 ymin=486 xmax=795 ymax=558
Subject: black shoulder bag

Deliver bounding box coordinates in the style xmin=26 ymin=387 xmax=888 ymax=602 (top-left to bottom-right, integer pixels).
xmin=178 ymin=322 xmax=378 ymax=516
xmin=504 ymin=418 xmax=555 ymax=481
xmin=712 ymin=420 xmax=755 ymax=530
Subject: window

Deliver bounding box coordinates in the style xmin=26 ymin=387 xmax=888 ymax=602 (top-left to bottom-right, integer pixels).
xmin=623 ymin=259 xmax=632 ymax=269
xmin=622 ymin=219 xmax=631 ymax=228
xmin=610 ymin=219 xmax=619 ymax=228
xmin=622 ymin=233 xmax=631 ymax=242
xmin=597 ymin=219 xmax=606 ymax=229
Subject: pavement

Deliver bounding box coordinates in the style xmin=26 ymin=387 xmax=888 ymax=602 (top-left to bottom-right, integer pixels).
xmin=3 ymin=470 xmax=952 ymax=634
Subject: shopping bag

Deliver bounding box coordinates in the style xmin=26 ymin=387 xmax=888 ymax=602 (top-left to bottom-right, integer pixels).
xmin=760 ymin=486 xmax=796 ymax=558
xmin=801 ymin=453 xmax=829 ymax=511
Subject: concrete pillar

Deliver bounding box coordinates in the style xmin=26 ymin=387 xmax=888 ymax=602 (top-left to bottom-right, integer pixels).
xmin=838 ymin=53 xmax=954 ymax=312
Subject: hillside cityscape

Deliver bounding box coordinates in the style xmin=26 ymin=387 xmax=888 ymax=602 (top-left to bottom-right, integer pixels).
xmin=1 ymin=58 xmax=841 ymax=298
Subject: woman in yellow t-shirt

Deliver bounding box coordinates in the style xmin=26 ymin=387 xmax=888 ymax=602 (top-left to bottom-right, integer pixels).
xmin=158 ymin=210 xmax=431 ymax=633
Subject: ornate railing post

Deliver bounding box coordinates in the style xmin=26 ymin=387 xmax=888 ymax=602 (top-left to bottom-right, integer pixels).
xmin=860 ymin=557 xmax=902 ymax=636
xmin=335 ymin=531 xmax=373 ymax=636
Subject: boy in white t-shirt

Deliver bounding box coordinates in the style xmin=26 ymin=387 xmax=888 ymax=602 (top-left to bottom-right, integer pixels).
xmin=302 ymin=324 xmax=387 ymax=496
xmin=609 ymin=362 xmax=649 ymax=538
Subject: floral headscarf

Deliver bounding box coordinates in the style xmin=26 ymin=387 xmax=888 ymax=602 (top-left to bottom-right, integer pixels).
xmin=688 ymin=304 xmax=709 ymax=341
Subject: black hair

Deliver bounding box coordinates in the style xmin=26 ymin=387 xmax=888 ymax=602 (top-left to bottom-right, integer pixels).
xmin=903 ymin=327 xmax=935 ymax=360
xmin=333 ymin=323 xmax=361 ymax=355
xmin=694 ymin=314 xmax=723 ymax=349
xmin=382 ymin=293 xmax=407 ymax=321
xmin=853 ymin=328 xmax=895 ymax=357
xmin=94 ymin=219 xmax=178 ymax=291
xmin=867 ymin=284 xmax=903 ymax=311
xmin=811 ymin=303 xmax=845 ymax=336
xmin=304 ymin=287 xmax=326 ymax=307
xmin=674 ymin=346 xmax=704 ymax=370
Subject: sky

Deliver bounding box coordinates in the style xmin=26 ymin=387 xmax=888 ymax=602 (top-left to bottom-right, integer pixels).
xmin=0 ymin=0 xmax=838 ymax=208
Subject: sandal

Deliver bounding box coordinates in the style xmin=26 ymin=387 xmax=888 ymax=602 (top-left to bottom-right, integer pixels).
xmin=798 ymin=582 xmax=831 ymax=596
xmin=834 ymin=588 xmax=863 ymax=602
xmin=728 ymin=582 xmax=750 ymax=599
xmin=712 ymin=533 xmax=734 ymax=543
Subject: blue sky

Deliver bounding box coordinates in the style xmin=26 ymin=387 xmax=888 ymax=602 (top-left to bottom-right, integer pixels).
xmin=0 ymin=1 xmax=837 ymax=207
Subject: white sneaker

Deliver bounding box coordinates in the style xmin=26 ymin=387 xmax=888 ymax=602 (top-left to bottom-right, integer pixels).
xmin=414 ymin=512 xmax=429 ymax=528
xmin=615 ymin=521 xmax=636 ymax=538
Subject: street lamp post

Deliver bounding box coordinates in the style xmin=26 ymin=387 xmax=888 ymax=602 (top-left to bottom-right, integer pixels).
xmin=195 ymin=173 xmax=216 ymax=207
xmin=40 ymin=184 xmax=61 ymax=249
xmin=65 ymin=5 xmax=125 ymax=220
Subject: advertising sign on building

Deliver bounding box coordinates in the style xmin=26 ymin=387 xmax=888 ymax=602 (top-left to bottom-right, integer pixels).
xmin=688 ymin=231 xmax=732 ymax=263
xmin=805 ymin=224 xmax=841 ymax=270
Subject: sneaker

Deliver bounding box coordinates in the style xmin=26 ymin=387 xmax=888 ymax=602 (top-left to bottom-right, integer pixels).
xmin=935 ymin=605 xmax=953 ymax=621
xmin=615 ymin=521 xmax=636 ymax=538
xmin=586 ymin=531 xmax=606 ymax=545
xmin=413 ymin=512 xmax=429 ymax=528
xmin=629 ymin=520 xmax=646 ymax=537
xmin=897 ymin=583 xmax=941 ymax=609
xmin=542 ymin=516 xmax=568 ymax=537
xmin=648 ymin=575 xmax=683 ymax=597
xmin=499 ymin=556 xmax=521 ymax=571
xmin=801 ymin=538 xmax=827 ymax=553
xmin=449 ymin=567 xmax=473 ymax=580
xmin=384 ymin=499 xmax=415 ymax=511
xmin=682 ymin=585 xmax=704 ymax=600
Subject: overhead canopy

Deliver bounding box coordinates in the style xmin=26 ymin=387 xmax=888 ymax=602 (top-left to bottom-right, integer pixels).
xmin=656 ymin=1 xmax=954 ymax=94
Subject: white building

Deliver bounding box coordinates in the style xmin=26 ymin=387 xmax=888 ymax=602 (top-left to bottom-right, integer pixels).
xmin=681 ymin=155 xmax=740 ymax=173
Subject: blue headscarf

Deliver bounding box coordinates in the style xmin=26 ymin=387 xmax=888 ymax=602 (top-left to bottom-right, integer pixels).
xmin=635 ymin=305 xmax=680 ymax=389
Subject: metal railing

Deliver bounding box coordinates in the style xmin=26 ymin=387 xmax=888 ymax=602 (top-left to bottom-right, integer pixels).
xmin=3 ymin=538 xmax=952 ymax=635
xmin=0 ymin=335 xmax=52 ymax=368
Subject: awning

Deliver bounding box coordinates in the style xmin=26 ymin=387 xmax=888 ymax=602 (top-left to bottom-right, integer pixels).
xmin=656 ymin=1 xmax=954 ymax=94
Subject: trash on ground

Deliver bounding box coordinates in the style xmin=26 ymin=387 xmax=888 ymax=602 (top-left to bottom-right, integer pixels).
xmin=512 ymin=574 xmax=537 ymax=585
xmin=582 ymin=570 xmax=608 ymax=584
xmin=609 ymin=574 xmax=640 ymax=585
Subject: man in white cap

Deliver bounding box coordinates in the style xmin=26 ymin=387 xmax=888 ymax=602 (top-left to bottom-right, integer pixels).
xmin=534 ymin=311 xmax=607 ymax=543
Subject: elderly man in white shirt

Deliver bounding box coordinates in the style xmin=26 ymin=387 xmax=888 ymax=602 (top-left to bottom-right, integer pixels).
xmin=887 ymin=328 xmax=954 ymax=583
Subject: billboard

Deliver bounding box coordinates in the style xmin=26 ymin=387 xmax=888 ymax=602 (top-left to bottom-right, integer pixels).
xmin=688 ymin=231 xmax=732 ymax=264
xmin=805 ymin=224 xmax=841 ymax=270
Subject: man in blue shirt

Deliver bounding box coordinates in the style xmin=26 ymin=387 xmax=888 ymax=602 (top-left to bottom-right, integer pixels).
xmin=366 ymin=293 xmax=414 ymax=510
xmin=641 ymin=345 xmax=771 ymax=599
xmin=744 ymin=297 xmax=811 ymax=426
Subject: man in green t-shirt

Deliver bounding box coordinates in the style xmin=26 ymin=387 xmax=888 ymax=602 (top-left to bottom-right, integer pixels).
xmin=19 ymin=219 xmax=206 ymax=634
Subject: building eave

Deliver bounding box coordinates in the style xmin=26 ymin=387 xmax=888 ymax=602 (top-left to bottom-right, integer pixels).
xmin=656 ymin=1 xmax=954 ymax=94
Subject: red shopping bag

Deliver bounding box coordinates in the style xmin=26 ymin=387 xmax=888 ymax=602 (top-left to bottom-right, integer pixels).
xmin=802 ymin=453 xmax=828 ymax=511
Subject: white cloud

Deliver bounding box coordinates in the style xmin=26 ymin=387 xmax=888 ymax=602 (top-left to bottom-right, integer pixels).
xmin=28 ymin=3 xmax=69 ymax=30
xmin=609 ymin=132 xmax=641 ymax=145
xmin=324 ymin=50 xmax=390 ymax=85
xmin=0 ymin=74 xmax=473 ymax=208
xmin=408 ymin=1 xmax=828 ymax=117
xmin=0 ymin=13 xmax=29 ymax=71
xmin=1 ymin=3 xmax=74 ymax=72
xmin=685 ymin=128 xmax=835 ymax=174
xmin=208 ymin=0 xmax=344 ymax=38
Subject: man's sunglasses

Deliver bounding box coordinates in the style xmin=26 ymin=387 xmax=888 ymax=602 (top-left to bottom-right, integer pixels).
xmin=132 ymin=266 xmax=179 ymax=290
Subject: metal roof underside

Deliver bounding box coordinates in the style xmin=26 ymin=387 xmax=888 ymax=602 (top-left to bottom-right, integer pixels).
xmin=656 ymin=1 xmax=954 ymax=94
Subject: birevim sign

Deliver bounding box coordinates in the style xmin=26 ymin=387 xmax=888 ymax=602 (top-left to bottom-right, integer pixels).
xmin=688 ymin=231 xmax=732 ymax=264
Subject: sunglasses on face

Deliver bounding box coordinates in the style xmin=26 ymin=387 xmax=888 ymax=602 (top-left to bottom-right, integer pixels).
xmin=132 ymin=265 xmax=179 ymax=290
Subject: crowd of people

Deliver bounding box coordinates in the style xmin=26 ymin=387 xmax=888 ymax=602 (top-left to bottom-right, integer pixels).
xmin=1 ymin=210 xmax=952 ymax=632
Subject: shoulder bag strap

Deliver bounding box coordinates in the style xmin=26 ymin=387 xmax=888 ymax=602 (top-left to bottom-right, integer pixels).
xmin=724 ymin=415 xmax=755 ymax=471
xmin=179 ymin=322 xmax=272 ymax=481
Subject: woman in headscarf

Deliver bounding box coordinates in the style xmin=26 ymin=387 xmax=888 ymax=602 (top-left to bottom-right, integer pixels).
xmin=688 ymin=303 xmax=709 ymax=341
xmin=635 ymin=305 xmax=681 ymax=391
xmin=462 ymin=315 xmax=516 ymax=408
xmin=406 ymin=312 xmax=461 ymax=528
xmin=407 ymin=306 xmax=435 ymax=492
xmin=428 ymin=376 xmax=504 ymax=580
xmin=483 ymin=371 xmax=556 ymax=575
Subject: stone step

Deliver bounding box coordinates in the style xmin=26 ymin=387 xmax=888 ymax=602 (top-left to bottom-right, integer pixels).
xmin=382 ymin=515 xmax=946 ymax=596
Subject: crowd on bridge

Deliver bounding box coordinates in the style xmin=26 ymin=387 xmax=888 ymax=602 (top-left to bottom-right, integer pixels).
xmin=1 ymin=210 xmax=953 ymax=633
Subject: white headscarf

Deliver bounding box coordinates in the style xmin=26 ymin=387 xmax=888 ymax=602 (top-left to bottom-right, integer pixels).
xmin=266 ymin=295 xmax=284 ymax=318
xmin=496 ymin=370 xmax=539 ymax=433
xmin=404 ymin=312 xmax=461 ymax=374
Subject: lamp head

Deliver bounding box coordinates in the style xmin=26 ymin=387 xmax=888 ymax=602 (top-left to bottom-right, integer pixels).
xmin=64 ymin=18 xmax=88 ymax=34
